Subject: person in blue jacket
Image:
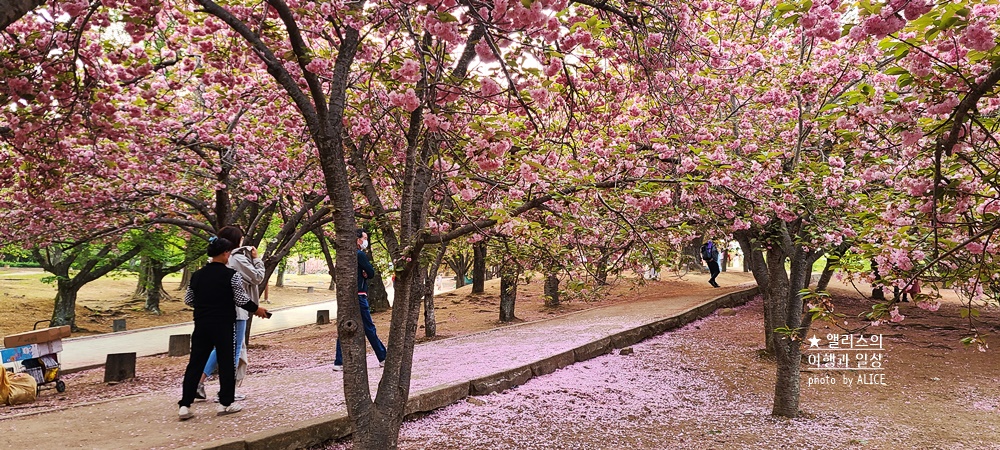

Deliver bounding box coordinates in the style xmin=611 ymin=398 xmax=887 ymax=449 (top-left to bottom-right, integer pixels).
xmin=332 ymin=229 xmax=387 ymax=371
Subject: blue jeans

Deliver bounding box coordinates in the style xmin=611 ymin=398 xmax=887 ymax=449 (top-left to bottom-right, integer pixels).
xmin=204 ymin=319 xmax=246 ymax=377
xmin=334 ymin=295 xmax=387 ymax=365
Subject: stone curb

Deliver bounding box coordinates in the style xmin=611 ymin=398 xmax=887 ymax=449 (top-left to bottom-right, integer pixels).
xmin=191 ymin=286 xmax=760 ymax=449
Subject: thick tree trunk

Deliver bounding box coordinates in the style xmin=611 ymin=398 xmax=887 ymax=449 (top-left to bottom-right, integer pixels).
xmin=764 ymin=229 xmax=816 ymax=418
xmin=499 ymin=270 xmax=517 ymax=322
xmin=543 ymin=273 xmax=560 ymax=307
xmin=0 ymin=0 xmax=46 ymax=33
xmin=133 ymin=255 xmax=151 ymax=298
xmin=772 ymin=332 xmax=802 ymax=417
xmin=51 ymin=279 xmax=79 ymax=329
xmin=368 ymin=269 xmax=391 ymax=313
xmin=144 ymin=263 xmax=171 ymax=314
xmin=472 ymin=241 xmax=486 ymax=294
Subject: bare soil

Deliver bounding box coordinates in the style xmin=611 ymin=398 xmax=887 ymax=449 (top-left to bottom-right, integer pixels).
xmin=0 ymin=268 xmax=344 ymax=336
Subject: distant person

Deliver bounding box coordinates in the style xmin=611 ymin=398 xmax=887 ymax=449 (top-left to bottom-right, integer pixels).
xmin=178 ymin=236 xmax=268 ymax=421
xmin=332 ymin=229 xmax=387 ymax=371
xmin=196 ymin=225 xmax=264 ymax=402
xmin=701 ymin=240 xmax=721 ymax=288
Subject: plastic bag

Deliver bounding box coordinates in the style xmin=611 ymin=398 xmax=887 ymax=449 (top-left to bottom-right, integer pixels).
xmin=0 ymin=368 xmax=10 ymax=404
xmin=235 ymin=346 xmax=249 ymax=387
xmin=5 ymin=372 xmax=37 ymax=405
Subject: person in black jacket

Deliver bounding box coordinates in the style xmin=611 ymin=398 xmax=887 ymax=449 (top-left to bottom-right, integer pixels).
xmin=332 ymin=229 xmax=387 ymax=371
xmin=702 ymin=240 xmax=721 ymax=288
xmin=178 ymin=237 xmax=268 ymax=421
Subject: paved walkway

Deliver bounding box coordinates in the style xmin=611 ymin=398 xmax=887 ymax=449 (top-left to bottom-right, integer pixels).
xmin=0 ymin=278 xmax=758 ymax=450
xmin=60 ymin=300 xmax=340 ymax=370
xmin=60 ymin=281 xmax=459 ymax=371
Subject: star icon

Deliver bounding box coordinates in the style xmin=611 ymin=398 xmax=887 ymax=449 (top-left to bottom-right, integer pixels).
xmin=807 ymin=335 xmax=822 ymax=348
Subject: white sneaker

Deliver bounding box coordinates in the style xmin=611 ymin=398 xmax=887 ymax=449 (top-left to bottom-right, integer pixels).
xmin=178 ymin=406 xmax=194 ymax=421
xmin=379 ymin=360 xmax=385 ymax=368
xmin=195 ymin=383 xmax=206 ymax=401
xmin=332 ymin=364 xmax=343 ymax=372
xmin=211 ymin=392 xmax=246 ymax=403
xmin=217 ymin=403 xmax=243 ymax=416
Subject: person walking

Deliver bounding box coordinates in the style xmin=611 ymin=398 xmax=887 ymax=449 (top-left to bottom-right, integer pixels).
xmin=196 ymin=225 xmax=264 ymax=402
xmin=178 ymin=236 xmax=268 ymax=421
xmin=701 ymin=240 xmax=721 ymax=288
xmin=332 ymin=229 xmax=387 ymax=371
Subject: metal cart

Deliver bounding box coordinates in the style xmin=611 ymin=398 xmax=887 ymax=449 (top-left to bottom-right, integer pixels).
xmin=21 ymin=320 xmax=66 ymax=394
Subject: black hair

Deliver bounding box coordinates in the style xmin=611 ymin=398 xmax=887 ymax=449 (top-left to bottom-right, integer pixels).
xmin=207 ymin=237 xmax=235 ymax=257
xmin=356 ymin=229 xmax=366 ymax=239
xmin=218 ymin=226 xmax=244 ymax=247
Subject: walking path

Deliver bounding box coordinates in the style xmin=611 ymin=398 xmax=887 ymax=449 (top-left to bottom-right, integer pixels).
xmin=60 ymin=281 xmax=458 ymax=371
xmin=60 ymin=299 xmax=340 ymax=371
xmin=0 ymin=279 xmax=758 ymax=450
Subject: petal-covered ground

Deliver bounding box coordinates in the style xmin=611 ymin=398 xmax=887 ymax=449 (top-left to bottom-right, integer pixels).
xmin=326 ymin=293 xmax=1000 ymax=450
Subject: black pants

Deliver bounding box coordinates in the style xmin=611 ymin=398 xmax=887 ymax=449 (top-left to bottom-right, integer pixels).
xmin=707 ymin=260 xmax=721 ymax=284
xmin=179 ymin=320 xmax=236 ymax=407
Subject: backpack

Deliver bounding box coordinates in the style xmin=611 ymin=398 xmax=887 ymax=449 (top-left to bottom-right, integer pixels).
xmin=701 ymin=243 xmax=714 ymax=261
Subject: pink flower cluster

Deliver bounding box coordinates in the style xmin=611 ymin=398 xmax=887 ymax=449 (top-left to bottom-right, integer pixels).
xmin=960 ymin=20 xmax=997 ymax=52
xmin=389 ymin=88 xmax=421 ymax=112
xmin=800 ymin=0 xmax=843 ymax=41
xmin=393 ymin=59 xmax=422 ymax=83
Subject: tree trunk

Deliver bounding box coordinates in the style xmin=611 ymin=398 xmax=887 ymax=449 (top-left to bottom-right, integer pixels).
xmin=422 ymin=244 xmax=447 ymax=338
xmin=133 ymin=255 xmax=151 ymax=298
xmin=51 ymin=278 xmax=79 ymax=329
xmin=178 ymin=265 xmax=193 ymax=291
xmin=145 ymin=262 xmax=171 ymax=314
xmin=275 ymin=259 xmax=286 ymax=287
xmin=499 ymin=270 xmax=517 ymax=322
xmin=316 ymin=228 xmax=337 ymax=291
xmin=772 ymin=329 xmax=802 ymax=417
xmin=543 ymin=273 xmax=560 ymax=307
xmin=472 ymin=241 xmax=486 ymax=294
xmin=145 ymin=265 xmax=163 ymax=314
xmin=594 ymin=254 xmax=609 ymax=286
xmin=816 ymin=258 xmax=836 ymax=292
xmin=736 ymin=231 xmax=773 ymax=354
xmin=0 ymin=0 xmax=46 ymax=34
xmin=761 ymin=227 xmax=817 ymax=418
xmin=870 ymin=258 xmax=885 ymax=300
xmin=368 ymin=268 xmax=391 ymax=313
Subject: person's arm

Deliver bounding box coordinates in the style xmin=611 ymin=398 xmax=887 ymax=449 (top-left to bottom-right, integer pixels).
xmin=231 ymin=273 xmax=259 ymax=314
xmin=231 ymin=249 xmax=265 ymax=285
xmin=358 ymin=251 xmax=375 ymax=279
